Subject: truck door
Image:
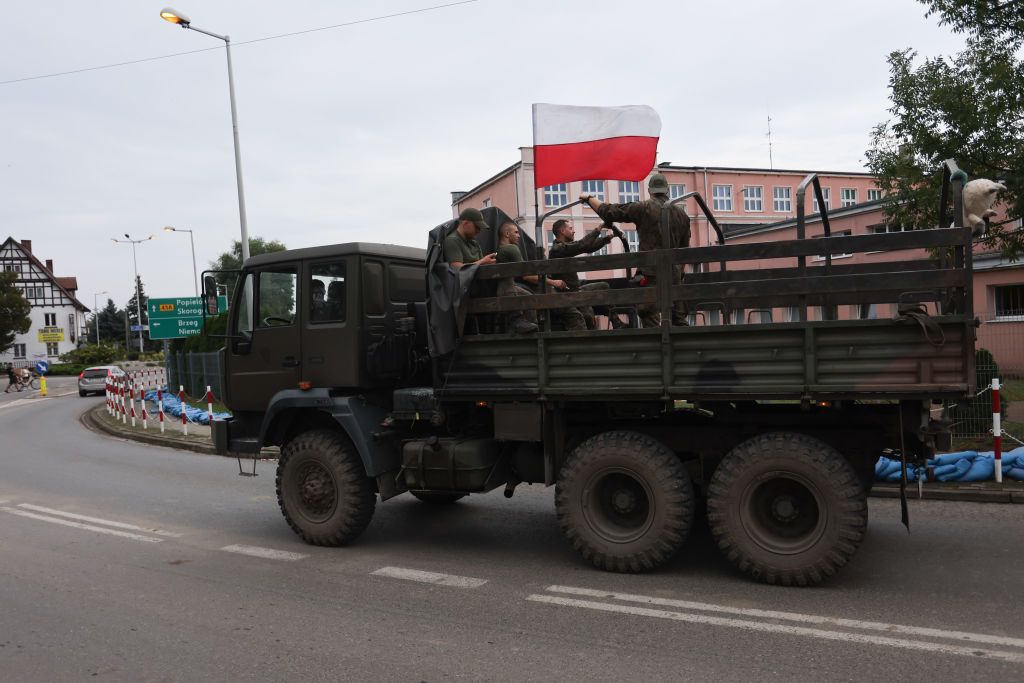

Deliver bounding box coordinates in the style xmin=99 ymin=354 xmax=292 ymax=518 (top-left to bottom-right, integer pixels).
xmin=225 ymin=266 xmax=300 ymax=411
xmin=303 ymin=259 xmax=360 ymax=389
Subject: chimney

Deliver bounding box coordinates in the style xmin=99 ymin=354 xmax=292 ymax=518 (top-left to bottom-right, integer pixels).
xmin=21 ymin=239 xmax=32 ymax=253
xmin=46 ymin=259 xmax=53 ymax=272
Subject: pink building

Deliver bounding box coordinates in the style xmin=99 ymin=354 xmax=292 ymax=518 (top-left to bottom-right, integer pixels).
xmin=452 ymin=148 xmax=1023 ymax=375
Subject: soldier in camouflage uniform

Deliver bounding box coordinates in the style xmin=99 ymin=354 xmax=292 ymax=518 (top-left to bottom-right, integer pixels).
xmin=493 ymin=222 xmax=566 ymax=334
xmin=581 ymin=173 xmax=690 ymax=327
xmin=548 ymin=219 xmax=623 ymax=330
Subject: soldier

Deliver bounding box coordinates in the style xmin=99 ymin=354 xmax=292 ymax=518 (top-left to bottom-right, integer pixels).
xmin=580 ymin=172 xmax=690 ymax=327
xmin=548 ymin=219 xmax=625 ymax=330
xmin=494 ymin=222 xmax=549 ymax=334
xmin=443 ymin=207 xmax=497 ymax=268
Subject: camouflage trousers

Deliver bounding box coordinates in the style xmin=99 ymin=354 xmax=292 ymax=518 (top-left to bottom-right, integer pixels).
xmin=553 ymin=281 xmax=610 ymax=331
xmin=497 ymin=278 xmax=537 ymax=327
xmin=638 ymin=266 xmax=688 ymax=328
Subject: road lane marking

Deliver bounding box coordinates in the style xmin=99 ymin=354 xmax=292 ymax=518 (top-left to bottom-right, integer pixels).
xmin=17 ymin=504 xmax=182 ymax=537
xmin=371 ymin=566 xmax=488 ymax=588
xmin=546 ymin=585 xmax=1024 ymax=649
xmin=527 ymin=593 xmax=1024 ymax=664
xmin=219 ymin=544 xmax=308 ymax=561
xmin=1 ymin=507 xmax=163 ymax=543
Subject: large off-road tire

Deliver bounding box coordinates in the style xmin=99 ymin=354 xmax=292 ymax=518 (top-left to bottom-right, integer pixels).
xmin=410 ymin=491 xmax=467 ymax=505
xmin=276 ymin=429 xmax=376 ymax=546
xmin=556 ymin=430 xmax=695 ymax=573
xmin=707 ymin=432 xmax=867 ymax=586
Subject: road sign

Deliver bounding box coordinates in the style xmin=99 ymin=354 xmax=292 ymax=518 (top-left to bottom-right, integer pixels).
xmin=130 ymin=325 xmax=149 ymax=332
xmin=35 ymin=361 xmax=49 ymax=375
xmin=147 ymin=296 xmax=228 ymax=340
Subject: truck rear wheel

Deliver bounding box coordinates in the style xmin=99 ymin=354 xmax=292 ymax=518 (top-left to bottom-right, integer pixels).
xmin=276 ymin=429 xmax=376 ymax=546
xmin=556 ymin=430 xmax=694 ymax=573
xmin=707 ymin=432 xmax=867 ymax=586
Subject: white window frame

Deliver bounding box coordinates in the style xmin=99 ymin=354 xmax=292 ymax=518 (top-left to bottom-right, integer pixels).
xmin=840 ymin=188 xmax=857 ymax=207
xmin=618 ymin=181 xmax=640 ymax=203
xmin=44 ymin=312 xmax=57 ymax=326
xmin=993 ymin=284 xmax=1024 ymax=321
xmin=669 ymin=183 xmax=687 ymax=200
xmin=13 ymin=343 xmax=26 ymax=358
xmin=712 ymin=184 xmax=733 ymax=212
xmin=544 ymin=184 xmax=568 ymax=207
xmin=46 ymin=342 xmax=59 ymax=357
xmin=812 ymin=229 xmax=853 ymax=261
xmin=866 ymin=188 xmax=883 ymax=202
xmin=481 ymin=198 xmax=491 ymax=208
xmin=581 ymin=180 xmax=605 ymax=201
xmin=773 ymin=186 xmax=792 ymax=213
xmin=813 ymin=187 xmax=831 ymax=213
xmin=626 ymin=229 xmax=639 ymax=252
xmin=743 ymin=185 xmax=763 ymax=212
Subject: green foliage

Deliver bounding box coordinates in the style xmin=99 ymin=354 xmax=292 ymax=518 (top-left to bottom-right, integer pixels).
xmin=94 ymin=298 xmax=126 ymax=346
xmin=949 ymin=348 xmax=1010 ymax=436
xmin=46 ymin=363 xmax=89 ymax=376
xmin=169 ymin=311 xmax=229 ymax=354
xmin=209 ymin=237 xmax=287 ymax=300
xmin=866 ymin=1 xmax=1024 ymax=259
xmin=0 ymin=270 xmax=32 ymax=354
xmin=59 ymin=344 xmax=119 ymax=366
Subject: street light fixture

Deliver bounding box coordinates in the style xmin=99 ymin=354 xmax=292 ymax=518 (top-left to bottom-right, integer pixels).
xmin=160 ymin=7 xmax=251 ymax=263
xmin=164 ymin=226 xmax=198 ymax=296
xmin=111 ymin=235 xmax=155 ymax=352
xmin=92 ymin=290 xmax=108 ymax=346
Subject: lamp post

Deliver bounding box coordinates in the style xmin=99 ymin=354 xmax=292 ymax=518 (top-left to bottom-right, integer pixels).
xmin=164 ymin=226 xmax=198 ymax=296
xmin=92 ymin=290 xmax=108 ymax=346
xmin=160 ymin=8 xmax=251 ymax=263
xmin=111 ymin=234 xmax=155 ymax=352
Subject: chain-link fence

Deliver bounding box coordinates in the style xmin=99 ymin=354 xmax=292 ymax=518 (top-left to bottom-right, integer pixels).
xmin=165 ymin=351 xmax=222 ymax=400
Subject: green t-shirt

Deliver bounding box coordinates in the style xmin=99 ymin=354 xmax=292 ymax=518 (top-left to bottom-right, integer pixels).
xmin=443 ymin=230 xmax=483 ymax=265
xmin=496 ymin=244 xmax=523 ymax=263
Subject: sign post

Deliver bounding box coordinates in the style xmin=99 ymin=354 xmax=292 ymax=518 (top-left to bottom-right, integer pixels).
xmin=35 ymin=360 xmax=49 ymax=396
xmin=148 ymin=296 xmax=228 ymax=340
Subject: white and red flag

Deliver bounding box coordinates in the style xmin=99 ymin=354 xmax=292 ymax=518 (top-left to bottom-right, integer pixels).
xmin=531 ymin=103 xmax=661 ymax=189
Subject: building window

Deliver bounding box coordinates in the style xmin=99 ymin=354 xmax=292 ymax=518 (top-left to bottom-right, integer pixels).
xmin=813 ymin=229 xmax=852 ymax=260
xmin=46 ymin=342 xmax=59 ymax=357
xmin=994 ymin=284 xmax=1024 ymax=319
xmin=712 ymin=184 xmax=733 ymax=212
xmin=773 ymin=187 xmax=792 ymax=213
xmin=867 ymin=189 xmax=883 ymax=202
xmin=44 ymin=312 xmax=57 ymax=326
xmin=618 ymin=181 xmax=640 ymax=203
xmin=24 ymin=285 xmax=44 ymax=299
xmin=870 ymin=223 xmax=908 ymax=234
xmin=743 ymin=186 xmax=763 ymax=212
xmin=13 ymin=343 xmax=25 ymax=358
xmin=3 ymin=263 xmax=21 ymax=273
xmin=481 ymin=198 xmax=491 ymax=208
xmin=840 ymin=188 xmax=857 ymax=207
xmin=544 ymin=184 xmax=568 ymax=207
xmin=581 ymin=180 xmax=605 ymax=201
xmin=813 ymin=187 xmax=831 ymax=213
xmin=669 ymin=183 xmax=687 ymax=200
xmin=626 ymin=229 xmax=639 ymax=252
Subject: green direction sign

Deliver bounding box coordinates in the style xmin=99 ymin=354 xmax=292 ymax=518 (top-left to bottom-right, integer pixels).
xmin=147 ymin=296 xmax=228 ymax=340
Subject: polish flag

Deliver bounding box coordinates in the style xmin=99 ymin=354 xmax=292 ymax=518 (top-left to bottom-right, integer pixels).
xmin=532 ymin=104 xmax=661 ymax=189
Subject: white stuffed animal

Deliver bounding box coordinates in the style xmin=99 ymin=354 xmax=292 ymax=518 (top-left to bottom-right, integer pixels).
xmin=962 ymin=178 xmax=1006 ymax=234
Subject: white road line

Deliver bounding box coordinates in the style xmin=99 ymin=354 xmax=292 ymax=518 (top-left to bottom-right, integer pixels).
xmin=0 ymin=398 xmax=37 ymax=411
xmin=17 ymin=504 xmax=182 ymax=537
xmin=371 ymin=566 xmax=488 ymax=588
xmin=546 ymin=585 xmax=1024 ymax=649
xmin=1 ymin=507 xmax=163 ymax=543
xmin=527 ymin=594 xmax=1024 ymax=664
xmin=219 ymin=544 xmax=308 ymax=561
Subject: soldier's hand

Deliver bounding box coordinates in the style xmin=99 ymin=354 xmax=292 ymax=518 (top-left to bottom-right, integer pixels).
xmin=550 ymin=279 xmax=568 ymax=290
xmin=479 ymin=253 xmax=497 ymax=265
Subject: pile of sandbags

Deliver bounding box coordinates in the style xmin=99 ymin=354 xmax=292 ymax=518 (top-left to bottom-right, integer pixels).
xmin=144 ymin=388 xmax=231 ymax=426
xmin=875 ymin=446 xmax=1024 ymax=482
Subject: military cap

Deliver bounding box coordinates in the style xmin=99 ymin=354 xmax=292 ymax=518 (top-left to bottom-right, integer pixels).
xmin=648 ymin=173 xmax=669 ymax=195
xmin=459 ymin=207 xmax=489 ymax=231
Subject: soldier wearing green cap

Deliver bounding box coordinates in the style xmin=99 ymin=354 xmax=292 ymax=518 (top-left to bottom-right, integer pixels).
xmin=580 ymin=172 xmax=690 ymax=327
xmin=444 ymin=207 xmax=497 ymax=267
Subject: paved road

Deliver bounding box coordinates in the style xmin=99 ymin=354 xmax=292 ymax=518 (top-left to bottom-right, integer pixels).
xmin=3 ymin=391 xmax=1024 ymax=681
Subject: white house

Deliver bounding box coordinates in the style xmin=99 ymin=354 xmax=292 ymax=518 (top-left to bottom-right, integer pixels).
xmin=1 ymin=237 xmax=89 ymax=368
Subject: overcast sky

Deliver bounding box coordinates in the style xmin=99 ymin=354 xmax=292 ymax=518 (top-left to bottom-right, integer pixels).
xmin=1 ymin=0 xmax=966 ymax=311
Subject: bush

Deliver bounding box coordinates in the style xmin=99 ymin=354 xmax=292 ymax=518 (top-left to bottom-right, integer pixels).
xmin=59 ymin=344 xmax=118 ymax=366
xmin=46 ymin=363 xmax=89 ymax=376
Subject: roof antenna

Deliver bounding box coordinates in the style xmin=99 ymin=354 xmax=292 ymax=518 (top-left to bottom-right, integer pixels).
xmin=767 ymin=114 xmax=774 ymax=170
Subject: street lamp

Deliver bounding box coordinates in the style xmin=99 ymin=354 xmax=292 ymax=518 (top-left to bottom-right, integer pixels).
xmin=92 ymin=290 xmax=108 ymax=346
xmin=160 ymin=8 xmax=251 ymax=263
xmin=111 ymin=234 xmax=155 ymax=352
xmin=164 ymin=226 xmax=198 ymax=296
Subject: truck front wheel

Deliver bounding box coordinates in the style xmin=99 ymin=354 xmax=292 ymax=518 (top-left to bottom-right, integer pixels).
xmin=556 ymin=430 xmax=695 ymax=573
xmin=276 ymin=429 xmax=376 ymax=546
xmin=707 ymin=432 xmax=867 ymax=586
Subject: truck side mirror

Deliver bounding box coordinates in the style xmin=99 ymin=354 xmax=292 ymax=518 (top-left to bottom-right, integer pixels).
xmin=204 ymin=275 xmax=219 ymax=315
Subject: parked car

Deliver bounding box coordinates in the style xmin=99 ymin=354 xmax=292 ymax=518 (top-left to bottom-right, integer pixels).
xmin=78 ymin=365 xmax=125 ymax=397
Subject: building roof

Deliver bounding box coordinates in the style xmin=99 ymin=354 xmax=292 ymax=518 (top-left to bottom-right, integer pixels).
xmin=1 ymin=237 xmax=90 ymax=312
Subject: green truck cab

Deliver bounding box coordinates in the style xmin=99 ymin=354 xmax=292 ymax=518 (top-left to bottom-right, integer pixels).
xmin=206 ymin=166 xmax=975 ymax=586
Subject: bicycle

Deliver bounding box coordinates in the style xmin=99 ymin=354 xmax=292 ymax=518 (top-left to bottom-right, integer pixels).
xmin=18 ymin=372 xmax=40 ymax=390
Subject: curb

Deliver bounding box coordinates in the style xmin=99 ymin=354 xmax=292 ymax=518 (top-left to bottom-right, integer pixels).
xmin=80 ymin=405 xmax=221 ymax=456
xmin=871 ymin=482 xmax=1024 ymax=504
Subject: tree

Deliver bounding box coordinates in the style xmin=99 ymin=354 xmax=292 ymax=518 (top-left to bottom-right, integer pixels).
xmin=126 ymin=275 xmax=149 ymax=328
xmin=0 ymin=270 xmax=32 ymax=354
xmin=866 ymin=0 xmax=1024 ymax=259
xmin=96 ymin=298 xmax=126 ymax=347
xmin=209 ymin=237 xmax=287 ymax=299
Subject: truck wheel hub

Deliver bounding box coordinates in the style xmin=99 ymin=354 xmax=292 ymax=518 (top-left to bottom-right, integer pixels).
xmin=612 ymin=488 xmax=637 ymax=514
xmin=772 ymin=495 xmax=798 ymax=522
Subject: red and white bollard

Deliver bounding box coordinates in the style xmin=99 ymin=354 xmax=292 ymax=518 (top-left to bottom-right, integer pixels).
xmin=180 ymin=385 xmax=188 ymax=437
xmin=158 ymin=388 xmax=165 ymax=434
xmin=129 ymin=382 xmax=136 ymax=428
xmin=993 ymin=378 xmax=1003 ymax=484
xmin=206 ymin=386 xmax=214 ymax=424
xmin=141 ymin=386 xmax=148 ymax=430
xmin=120 ymin=380 xmax=127 ymax=424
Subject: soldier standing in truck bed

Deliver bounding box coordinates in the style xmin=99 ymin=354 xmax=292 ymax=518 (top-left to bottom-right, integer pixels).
xmin=580 ymin=172 xmax=690 ymax=327
xmin=548 ymin=219 xmax=624 ymax=330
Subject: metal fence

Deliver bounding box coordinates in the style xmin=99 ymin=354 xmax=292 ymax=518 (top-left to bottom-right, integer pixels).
xmin=165 ymin=351 xmax=222 ymax=400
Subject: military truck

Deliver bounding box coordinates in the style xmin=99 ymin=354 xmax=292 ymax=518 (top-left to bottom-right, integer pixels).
xmin=205 ymin=164 xmax=975 ymax=586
